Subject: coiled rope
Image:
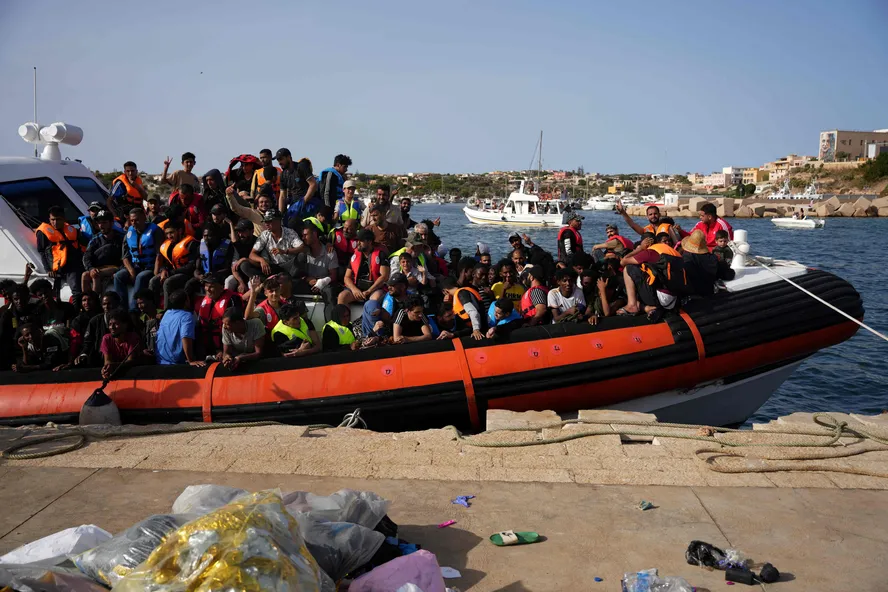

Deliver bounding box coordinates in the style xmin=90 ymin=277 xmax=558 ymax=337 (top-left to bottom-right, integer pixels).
xmin=0 ymin=409 xmax=367 ymax=461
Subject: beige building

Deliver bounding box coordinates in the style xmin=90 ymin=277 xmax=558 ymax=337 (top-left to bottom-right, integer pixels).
xmin=742 ymin=168 xmax=769 ymax=184
xmin=762 ymin=154 xmax=814 ymax=181
xmin=687 ymin=173 xmax=704 ymax=185
xmin=703 ymin=172 xmax=729 ymax=187
xmin=819 ymin=129 xmax=888 ymax=162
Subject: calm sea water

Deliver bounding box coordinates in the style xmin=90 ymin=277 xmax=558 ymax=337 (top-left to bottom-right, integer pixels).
xmin=409 ymin=202 xmax=888 ymax=424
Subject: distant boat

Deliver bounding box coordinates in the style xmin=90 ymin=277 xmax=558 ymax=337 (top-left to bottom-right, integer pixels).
xmin=464 ymin=180 xmax=564 ymax=226
xmin=793 ymin=181 xmax=822 ymax=201
xmin=771 ymin=214 xmax=825 ymax=229
xmin=582 ymin=196 xmax=616 ymax=211
xmin=769 ymin=179 xmax=792 ymax=200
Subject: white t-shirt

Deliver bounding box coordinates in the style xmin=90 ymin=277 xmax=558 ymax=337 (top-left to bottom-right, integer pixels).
xmin=547 ymin=286 xmax=587 ymax=314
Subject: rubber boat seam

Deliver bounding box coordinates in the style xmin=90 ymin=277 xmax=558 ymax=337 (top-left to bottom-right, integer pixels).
xmin=450 ymin=338 xmax=481 ymax=431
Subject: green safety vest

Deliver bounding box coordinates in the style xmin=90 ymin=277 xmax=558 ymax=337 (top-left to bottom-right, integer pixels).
xmin=324 ymin=320 xmax=356 ymax=345
xmin=271 ymin=318 xmax=313 ymax=345
xmin=389 ymin=247 xmax=426 ymax=268
xmin=339 ymin=201 xmax=360 ymax=221
xmin=304 ymin=217 xmax=331 ymax=235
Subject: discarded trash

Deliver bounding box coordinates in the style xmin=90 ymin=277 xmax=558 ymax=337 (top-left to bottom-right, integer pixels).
xmin=0 ymin=564 xmax=109 ymax=592
xmin=638 ymin=500 xmax=655 ymax=511
xmin=726 ymin=582 xmax=734 ymax=586
xmin=720 ymin=548 xmax=748 ymax=570
xmin=74 ymin=514 xmax=193 ymax=587
xmin=441 ymin=567 xmax=462 ymax=579
xmin=387 ymin=536 xmax=420 ymax=556
xmin=759 ymin=563 xmax=780 ymax=583
xmin=112 ymin=491 xmax=332 ymax=592
xmin=0 ymin=524 xmax=111 ymax=567
xmin=350 ymin=549 xmax=447 ymax=592
xmin=725 ymin=568 xmax=755 ymax=585
xmin=594 ymin=576 xmax=603 ymax=582
xmin=489 ymin=530 xmax=541 ymax=546
xmin=452 ymin=495 xmax=475 ymax=508
xmin=685 ymin=540 xmax=727 ymax=568
xmin=437 ymin=520 xmax=457 ymax=528
xmin=621 ymin=570 xmax=692 ymax=592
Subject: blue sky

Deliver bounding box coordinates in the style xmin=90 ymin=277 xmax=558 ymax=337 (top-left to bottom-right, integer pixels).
xmin=1 ymin=0 xmax=886 ymax=175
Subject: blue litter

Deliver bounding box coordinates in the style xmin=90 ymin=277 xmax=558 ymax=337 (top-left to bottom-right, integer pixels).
xmin=594 ymin=577 xmax=603 ymax=582
xmin=452 ymin=495 xmax=476 ymax=508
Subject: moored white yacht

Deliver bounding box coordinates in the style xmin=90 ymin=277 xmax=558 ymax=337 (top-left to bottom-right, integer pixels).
xmin=463 ymin=180 xmax=563 ymax=226
xmin=581 ymin=196 xmax=616 ymax=211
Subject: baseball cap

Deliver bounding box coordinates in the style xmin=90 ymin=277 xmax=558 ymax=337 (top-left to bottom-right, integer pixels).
xmin=262 ymin=208 xmax=282 ymax=222
xmin=343 ymin=179 xmax=357 ymax=189
xmin=235 ymin=218 xmax=254 ymax=232
xmin=357 ymin=229 xmax=375 ymax=241
xmin=605 ymin=223 xmax=618 ymax=232
xmin=523 ymin=265 xmax=544 ymax=281
xmin=389 ymin=272 xmax=408 ymax=285
xmin=210 ymin=204 xmax=225 ymax=214
xmin=273 ymin=148 xmax=291 ymax=161
xmin=567 ymin=212 xmax=584 ymax=222
xmin=146 ymin=194 xmax=160 ymax=203
xmin=509 ymin=232 xmax=521 ymax=241
xmin=95 ymin=209 xmax=113 ymax=221
xmin=202 ymin=274 xmax=222 ymax=285
xmin=88 ymin=201 xmax=102 ymax=211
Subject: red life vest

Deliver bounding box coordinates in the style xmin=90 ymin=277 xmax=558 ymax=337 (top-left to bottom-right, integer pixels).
xmin=332 ymin=229 xmax=358 ymax=264
xmin=349 ymin=248 xmax=385 ymax=282
xmin=692 ymin=218 xmax=734 ymax=248
xmin=113 ymin=174 xmax=144 ymax=207
xmin=435 ymin=256 xmax=449 ymax=277
xmin=256 ymin=297 xmax=287 ymax=331
xmin=611 ymin=234 xmax=634 ymax=251
xmin=558 ymin=226 xmax=583 ymax=249
xmin=520 ymin=285 xmax=550 ymax=318
xmin=198 ymin=289 xmax=240 ymax=349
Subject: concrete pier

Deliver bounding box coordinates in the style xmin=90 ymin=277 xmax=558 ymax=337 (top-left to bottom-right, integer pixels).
xmin=2 ymin=410 xmax=887 ymax=590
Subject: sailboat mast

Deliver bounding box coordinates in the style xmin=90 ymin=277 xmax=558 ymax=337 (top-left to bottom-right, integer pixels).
xmin=537 ymin=130 xmax=543 ymax=193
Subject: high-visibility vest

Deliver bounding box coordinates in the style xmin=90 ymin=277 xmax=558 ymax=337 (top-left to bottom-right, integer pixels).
xmin=271 ymin=318 xmax=313 ymax=345
xmin=324 ymin=320 xmax=356 ymax=346
xmin=113 ymin=173 xmax=144 ymax=207
xmin=36 ymin=222 xmax=84 ymax=271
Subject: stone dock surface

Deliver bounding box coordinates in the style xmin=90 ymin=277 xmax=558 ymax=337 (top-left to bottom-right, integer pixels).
xmin=2 ymin=410 xmax=887 ymax=590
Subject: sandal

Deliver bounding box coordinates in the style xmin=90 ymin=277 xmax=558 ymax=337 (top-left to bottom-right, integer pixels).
xmin=646 ymin=308 xmax=664 ymax=323
xmin=616 ymin=307 xmax=641 ymax=316
xmin=489 ymin=530 xmax=541 ymax=546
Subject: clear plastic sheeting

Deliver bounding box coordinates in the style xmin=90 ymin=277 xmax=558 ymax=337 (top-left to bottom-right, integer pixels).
xmin=0 ymin=565 xmax=109 ymax=592
xmin=170 ymin=484 xmax=248 ymax=516
xmin=113 ymin=490 xmax=334 ymax=592
xmin=73 ymin=514 xmax=193 ymax=587
xmin=0 ymin=525 xmax=111 ymax=567
xmin=282 ymin=489 xmax=392 ymax=529
xmin=296 ymin=517 xmax=385 ymax=581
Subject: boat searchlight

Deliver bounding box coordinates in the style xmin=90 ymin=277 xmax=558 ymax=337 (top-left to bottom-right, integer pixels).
xmin=18 ymin=121 xmax=83 ymax=161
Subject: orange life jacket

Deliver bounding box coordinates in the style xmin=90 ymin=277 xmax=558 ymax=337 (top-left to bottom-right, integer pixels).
xmin=158 ymin=218 xmax=195 ymax=237
xmin=641 ymin=243 xmax=686 ymax=293
xmin=160 ymin=235 xmax=196 ymax=269
xmin=254 ymin=166 xmax=281 ymax=193
xmin=452 ymin=287 xmax=482 ymax=321
xmin=113 ymin=173 xmax=144 ymax=207
xmin=36 ymin=222 xmax=85 ymax=272
xmin=520 ymin=285 xmax=550 ymax=318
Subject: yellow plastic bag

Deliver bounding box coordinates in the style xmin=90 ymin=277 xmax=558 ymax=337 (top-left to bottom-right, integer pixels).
xmin=113 ymin=490 xmax=331 ymax=592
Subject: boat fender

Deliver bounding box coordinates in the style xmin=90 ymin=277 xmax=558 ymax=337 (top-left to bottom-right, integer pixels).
xmin=78 ymin=388 xmax=121 ymax=426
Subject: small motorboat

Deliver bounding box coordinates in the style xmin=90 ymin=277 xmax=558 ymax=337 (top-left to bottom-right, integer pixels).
xmin=463 ymin=180 xmax=563 ymax=226
xmin=771 ymin=217 xmax=825 ymax=229
xmin=581 ymin=196 xmax=616 ymax=211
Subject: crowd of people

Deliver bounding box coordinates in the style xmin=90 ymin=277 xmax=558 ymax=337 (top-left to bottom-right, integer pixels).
xmin=0 ymin=149 xmax=737 ymax=376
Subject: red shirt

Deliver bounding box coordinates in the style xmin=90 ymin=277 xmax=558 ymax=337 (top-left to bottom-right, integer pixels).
xmin=99 ymin=332 xmax=140 ymax=363
xmin=693 ymin=218 xmax=733 ymax=248
xmin=633 ymin=249 xmax=661 ymax=265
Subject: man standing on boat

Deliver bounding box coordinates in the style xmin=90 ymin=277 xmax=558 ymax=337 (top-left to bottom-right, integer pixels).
xmin=557 ymin=212 xmax=585 ymax=263
xmin=318 ymin=154 xmax=352 ymax=210
xmin=693 ymin=203 xmax=733 ymax=249
xmin=275 ymin=148 xmax=320 ymax=222
xmin=108 ymin=161 xmax=148 ymax=220
xmin=36 ymin=206 xmax=88 ymax=303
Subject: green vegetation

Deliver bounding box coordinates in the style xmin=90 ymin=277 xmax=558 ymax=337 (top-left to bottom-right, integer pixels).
xmin=861 ymin=152 xmax=888 ymax=184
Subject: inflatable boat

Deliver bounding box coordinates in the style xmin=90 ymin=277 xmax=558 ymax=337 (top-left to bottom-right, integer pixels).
xmin=0 ymin=265 xmax=862 ymax=430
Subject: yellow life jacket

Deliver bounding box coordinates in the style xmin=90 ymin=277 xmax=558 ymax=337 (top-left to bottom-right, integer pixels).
xmin=323 ymin=320 xmax=355 ymax=346
xmin=271 ymin=318 xmax=312 ymax=345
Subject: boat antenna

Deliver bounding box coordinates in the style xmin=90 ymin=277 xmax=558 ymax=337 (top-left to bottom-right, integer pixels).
xmin=32 ymin=66 xmax=38 ymax=158
xmin=537 ymin=130 xmax=543 ymax=194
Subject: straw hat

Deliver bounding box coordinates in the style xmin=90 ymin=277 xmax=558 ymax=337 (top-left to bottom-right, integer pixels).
xmin=681 ymin=229 xmax=709 ymax=255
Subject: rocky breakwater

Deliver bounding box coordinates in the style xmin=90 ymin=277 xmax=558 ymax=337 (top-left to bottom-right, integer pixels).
xmin=624 ymin=196 xmax=888 ymax=219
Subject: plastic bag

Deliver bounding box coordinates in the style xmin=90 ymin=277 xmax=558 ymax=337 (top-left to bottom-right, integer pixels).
xmin=170 ymin=484 xmax=248 ymax=516
xmin=621 ymin=571 xmax=693 ymax=592
xmin=295 ymin=516 xmax=385 ymax=581
xmin=349 ymin=550 xmax=446 ymax=592
xmin=0 ymin=525 xmax=111 ymax=567
xmin=74 ymin=514 xmax=192 ymax=586
xmin=685 ymin=539 xmax=726 ymax=568
xmin=0 ymin=565 xmax=109 ymax=592
xmin=282 ymin=489 xmax=391 ymax=529
xmin=113 ymin=490 xmax=333 ymax=592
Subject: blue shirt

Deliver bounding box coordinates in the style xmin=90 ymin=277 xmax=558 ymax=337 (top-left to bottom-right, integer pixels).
xmin=156 ymin=309 xmax=197 ymax=365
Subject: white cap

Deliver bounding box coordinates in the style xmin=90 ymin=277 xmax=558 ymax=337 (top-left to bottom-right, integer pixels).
xmin=476 ymin=241 xmax=490 ymax=255
xmin=436 ymin=244 xmax=447 ymax=258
